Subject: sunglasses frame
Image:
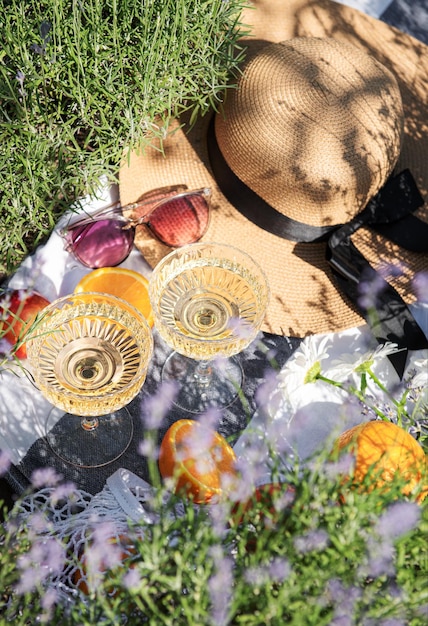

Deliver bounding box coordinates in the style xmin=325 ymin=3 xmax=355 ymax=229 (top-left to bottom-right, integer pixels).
xmin=61 ymin=185 xmax=212 ymax=256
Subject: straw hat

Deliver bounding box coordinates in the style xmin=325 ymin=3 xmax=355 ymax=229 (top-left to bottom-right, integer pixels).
xmin=119 ymin=0 xmax=428 ymax=339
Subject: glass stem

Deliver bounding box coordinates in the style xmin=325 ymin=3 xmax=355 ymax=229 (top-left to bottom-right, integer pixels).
xmin=193 ymin=360 xmax=213 ymax=387
xmin=81 ymin=416 xmax=99 ymax=431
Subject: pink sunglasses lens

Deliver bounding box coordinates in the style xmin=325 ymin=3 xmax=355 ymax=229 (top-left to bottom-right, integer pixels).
xmin=67 ymin=220 xmax=134 ymax=268
xmin=147 ymin=193 xmax=209 ymax=247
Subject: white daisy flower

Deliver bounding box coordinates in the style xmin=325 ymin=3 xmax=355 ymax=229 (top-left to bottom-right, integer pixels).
xmin=408 ymin=352 xmax=428 ymax=389
xmin=276 ymin=335 xmax=331 ymax=399
xmin=326 ymin=341 xmax=401 ymax=381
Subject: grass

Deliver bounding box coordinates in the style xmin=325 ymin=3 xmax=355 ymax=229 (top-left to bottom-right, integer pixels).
xmin=0 ymin=0 xmax=247 ymax=278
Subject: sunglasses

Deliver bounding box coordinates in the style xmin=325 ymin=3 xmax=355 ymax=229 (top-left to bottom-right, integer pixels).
xmin=61 ymin=185 xmax=211 ymax=268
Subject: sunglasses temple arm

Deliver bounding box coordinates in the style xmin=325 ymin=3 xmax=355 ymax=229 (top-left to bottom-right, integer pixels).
xmin=126 ymin=197 xmax=174 ymax=227
xmin=124 ymin=194 xmax=180 ymax=228
xmin=127 ymin=188 xmax=211 ymax=228
xmin=60 ymin=200 xmax=125 ymax=233
xmin=61 ymin=186 xmax=195 ymax=232
xmin=63 ymin=193 xmax=176 ymax=230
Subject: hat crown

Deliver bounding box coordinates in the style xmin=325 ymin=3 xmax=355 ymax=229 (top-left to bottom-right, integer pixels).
xmin=215 ymin=38 xmax=404 ymax=227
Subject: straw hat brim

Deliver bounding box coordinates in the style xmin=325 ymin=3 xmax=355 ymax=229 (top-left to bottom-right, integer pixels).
xmin=119 ymin=0 xmax=428 ymax=338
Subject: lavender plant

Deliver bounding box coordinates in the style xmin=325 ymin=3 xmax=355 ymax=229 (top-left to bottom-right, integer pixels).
xmin=0 ymin=371 xmax=427 ymax=625
xmin=0 ymin=460 xmax=426 ymax=624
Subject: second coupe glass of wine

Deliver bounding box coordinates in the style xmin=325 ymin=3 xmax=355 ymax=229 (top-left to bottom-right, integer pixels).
xmin=149 ymin=242 xmax=269 ymax=412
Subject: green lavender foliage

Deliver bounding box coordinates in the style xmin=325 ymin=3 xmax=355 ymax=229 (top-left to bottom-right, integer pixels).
xmin=0 ymin=461 xmax=427 ymax=625
xmin=0 ymin=0 xmax=246 ymax=275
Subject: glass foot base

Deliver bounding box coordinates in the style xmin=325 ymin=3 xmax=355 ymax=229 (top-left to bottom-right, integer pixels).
xmin=162 ymin=352 xmax=243 ymax=413
xmin=45 ymin=406 xmax=134 ymax=468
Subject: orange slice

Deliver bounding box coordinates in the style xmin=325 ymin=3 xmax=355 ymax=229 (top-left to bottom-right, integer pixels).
xmin=159 ymin=419 xmax=238 ymax=504
xmin=74 ymin=267 xmax=154 ymax=326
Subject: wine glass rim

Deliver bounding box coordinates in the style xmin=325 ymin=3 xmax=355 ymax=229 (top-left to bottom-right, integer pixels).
xmin=36 ymin=291 xmax=153 ymax=331
xmin=151 ymin=240 xmax=270 ymax=290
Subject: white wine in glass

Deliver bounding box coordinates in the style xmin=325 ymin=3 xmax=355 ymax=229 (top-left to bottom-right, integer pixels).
xmin=149 ymin=242 xmax=269 ymax=412
xmin=26 ymin=292 xmax=153 ymax=467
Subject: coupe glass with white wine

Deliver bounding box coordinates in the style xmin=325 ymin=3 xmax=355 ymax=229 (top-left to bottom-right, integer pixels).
xmin=149 ymin=242 xmax=269 ymax=412
xmin=26 ymin=292 xmax=153 ymax=467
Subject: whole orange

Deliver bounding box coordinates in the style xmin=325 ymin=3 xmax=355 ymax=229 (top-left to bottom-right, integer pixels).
xmin=158 ymin=419 xmax=238 ymax=504
xmin=334 ymin=421 xmax=427 ymax=502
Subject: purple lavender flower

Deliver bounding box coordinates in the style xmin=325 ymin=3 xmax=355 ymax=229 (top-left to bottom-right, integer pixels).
xmin=49 ymin=481 xmax=78 ymax=505
xmin=140 ymin=380 xmax=177 ymax=430
xmin=329 ymin=615 xmax=353 ymax=626
xmin=244 ymin=565 xmax=268 ymax=586
xmin=27 ymin=511 xmax=52 ymax=535
xmin=40 ymin=587 xmax=59 ymax=624
xmin=83 ymin=522 xmax=124 ymax=591
xmin=122 ymin=567 xmax=141 ymax=591
xmin=176 ymin=420 xmax=218 ymax=464
xmin=15 ymin=536 xmax=65 ymax=594
xmin=376 ymin=501 xmax=420 ymax=540
xmin=327 ymin=579 xmax=362 ymax=626
xmin=31 ymin=467 xmax=63 ymax=488
xmin=413 ymin=271 xmax=428 ymax=303
xmin=199 ymin=407 xmax=222 ymax=431
xmin=268 ymin=556 xmax=291 ymax=583
xmin=138 ymin=436 xmax=158 ymax=459
xmin=294 ymin=528 xmax=330 ymax=553
xmin=360 ymin=536 xmax=395 ymax=578
xmin=208 ymin=501 xmax=229 ymax=538
xmin=227 ymin=316 xmax=254 ymax=341
xmin=245 ymin=557 xmax=290 ymax=586
xmin=358 ymin=270 xmax=387 ymax=311
xmin=323 ymin=453 xmax=355 ymax=480
xmin=231 ymin=454 xmax=267 ymax=503
xmin=208 ymin=545 xmax=233 ymax=626
xmin=255 ymin=369 xmax=280 ymax=411
xmin=15 ymin=70 xmax=26 ymax=99
xmin=0 ymin=448 xmax=11 ymax=476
